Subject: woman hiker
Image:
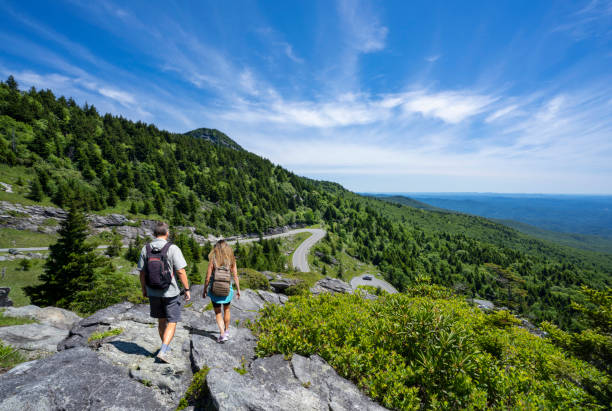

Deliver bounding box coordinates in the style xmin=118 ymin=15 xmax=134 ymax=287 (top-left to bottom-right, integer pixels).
xmin=203 ymin=239 xmax=241 ymax=343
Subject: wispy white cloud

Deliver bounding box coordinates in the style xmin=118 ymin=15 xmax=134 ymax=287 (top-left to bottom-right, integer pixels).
xmin=337 ymin=0 xmax=388 ymax=53
xmin=402 ymin=91 xmax=496 ymax=124
xmin=98 ymin=87 xmax=135 ymax=105
xmin=425 ymin=55 xmax=441 ymax=63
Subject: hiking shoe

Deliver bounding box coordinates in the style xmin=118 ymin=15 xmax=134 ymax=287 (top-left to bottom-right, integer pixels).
xmin=156 ymin=351 xmax=171 ymax=363
xmin=217 ymin=334 xmax=224 ymax=343
xmin=222 ymin=332 xmax=229 ymax=342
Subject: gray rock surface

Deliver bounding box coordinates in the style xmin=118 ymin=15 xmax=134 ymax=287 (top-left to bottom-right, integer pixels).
xmin=206 ymin=354 xmax=386 ymax=411
xmin=0 ymin=287 xmax=12 ymax=307
xmin=0 ymin=347 xmax=166 ymax=411
xmin=3 ymin=284 xmax=384 ymax=410
xmin=310 ymin=277 xmax=353 ymax=295
xmin=0 ymin=323 xmax=68 ymax=352
xmin=3 ymin=305 xmax=81 ymax=330
xmin=269 ymin=278 xmax=301 ymax=292
xmin=58 ymin=302 xmax=134 ymax=350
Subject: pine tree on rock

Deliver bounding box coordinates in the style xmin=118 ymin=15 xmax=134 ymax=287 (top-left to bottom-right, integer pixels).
xmin=25 ymin=206 xmax=104 ymax=308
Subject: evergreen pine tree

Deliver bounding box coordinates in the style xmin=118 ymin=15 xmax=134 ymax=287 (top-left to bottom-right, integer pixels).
xmin=25 ymin=206 xmax=104 ymax=308
xmin=129 ymin=201 xmax=139 ymax=215
xmin=188 ymin=263 xmax=202 ymax=284
xmin=26 ymin=178 xmax=43 ymax=201
xmin=106 ymin=229 xmax=122 ymax=257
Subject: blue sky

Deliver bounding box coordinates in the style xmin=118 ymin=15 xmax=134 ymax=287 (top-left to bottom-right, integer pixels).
xmin=1 ymin=0 xmax=611 ymax=194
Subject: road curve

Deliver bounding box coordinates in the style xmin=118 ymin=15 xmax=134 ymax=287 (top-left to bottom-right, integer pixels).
xmin=350 ymin=275 xmax=398 ymax=294
xmin=1 ymin=229 xmax=328 ymax=272
xmin=290 ymin=228 xmax=326 ymax=272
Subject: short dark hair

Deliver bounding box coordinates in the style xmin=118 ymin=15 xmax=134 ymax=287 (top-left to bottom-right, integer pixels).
xmin=153 ymin=221 xmax=169 ymax=237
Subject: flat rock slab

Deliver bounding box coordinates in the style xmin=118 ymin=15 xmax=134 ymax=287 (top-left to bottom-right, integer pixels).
xmin=310 ymin=277 xmax=353 ymax=295
xmin=3 ymin=305 xmax=81 ymax=330
xmin=0 ymin=347 xmax=166 ymax=411
xmin=206 ymin=354 xmax=387 ymax=411
xmin=0 ymin=323 xmax=67 ymax=352
xmin=95 ymin=319 xmax=192 ymax=408
xmin=190 ymin=311 xmax=257 ymax=372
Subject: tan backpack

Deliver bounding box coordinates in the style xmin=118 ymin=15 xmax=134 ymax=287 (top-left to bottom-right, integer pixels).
xmin=211 ymin=264 xmax=231 ymax=297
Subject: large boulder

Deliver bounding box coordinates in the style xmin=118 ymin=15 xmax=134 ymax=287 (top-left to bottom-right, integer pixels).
xmin=58 ymin=302 xmax=134 ymax=351
xmin=269 ymin=278 xmax=301 ymax=293
xmin=0 ymin=347 xmax=166 ymax=411
xmin=310 ymin=277 xmax=353 ymax=295
xmin=3 ymin=305 xmax=81 ymax=330
xmin=0 ymin=323 xmax=68 ymax=352
xmin=205 ymin=354 xmax=386 ymax=410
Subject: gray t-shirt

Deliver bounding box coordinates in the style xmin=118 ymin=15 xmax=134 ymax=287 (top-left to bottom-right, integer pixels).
xmin=137 ymin=238 xmax=187 ymax=298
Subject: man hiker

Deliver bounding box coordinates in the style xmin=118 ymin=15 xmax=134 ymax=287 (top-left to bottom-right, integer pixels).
xmin=138 ymin=221 xmax=190 ymax=363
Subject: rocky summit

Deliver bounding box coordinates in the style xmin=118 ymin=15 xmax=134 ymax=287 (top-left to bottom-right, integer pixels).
xmin=0 ymin=279 xmax=386 ymax=410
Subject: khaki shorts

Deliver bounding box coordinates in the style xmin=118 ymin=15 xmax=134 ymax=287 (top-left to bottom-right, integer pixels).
xmin=149 ymin=295 xmax=181 ymax=322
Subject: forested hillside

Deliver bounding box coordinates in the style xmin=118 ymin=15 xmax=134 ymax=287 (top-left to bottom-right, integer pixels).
xmin=1 ymin=76 xmax=610 ymax=332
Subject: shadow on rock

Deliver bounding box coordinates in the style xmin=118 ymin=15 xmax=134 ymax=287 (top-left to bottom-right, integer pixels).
xmin=108 ymin=340 xmax=154 ymax=357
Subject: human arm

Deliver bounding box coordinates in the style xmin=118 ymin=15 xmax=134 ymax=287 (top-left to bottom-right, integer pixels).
xmin=176 ymin=268 xmax=190 ymax=301
xmin=137 ymin=246 xmax=147 ymax=298
xmin=203 ymin=260 xmax=214 ymax=298
xmin=139 ymin=270 xmax=147 ymax=298
xmin=232 ymin=261 xmax=240 ymax=299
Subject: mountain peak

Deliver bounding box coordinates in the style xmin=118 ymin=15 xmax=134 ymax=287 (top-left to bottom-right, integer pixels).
xmin=183 ymin=128 xmax=243 ymax=151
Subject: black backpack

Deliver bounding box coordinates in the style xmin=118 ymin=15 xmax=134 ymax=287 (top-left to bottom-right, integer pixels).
xmin=144 ymin=242 xmax=173 ymax=289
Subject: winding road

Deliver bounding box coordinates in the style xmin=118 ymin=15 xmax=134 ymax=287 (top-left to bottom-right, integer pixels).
xmin=1 ymin=228 xmax=328 ymax=272
xmin=350 ymin=275 xmax=398 ymax=294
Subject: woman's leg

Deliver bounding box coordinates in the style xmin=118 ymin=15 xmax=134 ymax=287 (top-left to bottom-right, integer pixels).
xmin=214 ymin=305 xmax=225 ymax=335
xmin=223 ymin=304 xmax=231 ymax=333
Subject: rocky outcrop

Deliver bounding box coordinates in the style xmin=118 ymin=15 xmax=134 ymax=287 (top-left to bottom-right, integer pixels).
xmin=0 ymin=348 xmax=165 ymax=411
xmin=2 ymin=305 xmax=81 ymax=330
xmin=0 ymin=288 xmax=12 ymax=307
xmin=269 ymin=278 xmax=301 ymax=293
xmin=206 ymin=354 xmax=386 ymax=411
xmin=310 ymin=277 xmax=353 ymax=295
xmin=0 ymin=305 xmax=81 ymax=358
xmin=1 ymin=279 xmax=385 ymax=410
xmin=0 ymin=323 xmax=69 ymax=353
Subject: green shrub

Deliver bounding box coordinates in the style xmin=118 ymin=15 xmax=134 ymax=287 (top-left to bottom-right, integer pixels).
xmin=70 ymin=267 xmax=144 ymax=315
xmin=252 ymin=292 xmax=610 ymax=410
xmin=238 ymin=268 xmax=270 ymax=290
xmin=541 ymin=286 xmax=612 ymax=377
xmin=284 ymin=281 xmax=309 ymax=296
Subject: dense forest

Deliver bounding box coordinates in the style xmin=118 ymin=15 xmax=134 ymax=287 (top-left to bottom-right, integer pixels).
xmin=1 ymin=76 xmax=610 ymax=332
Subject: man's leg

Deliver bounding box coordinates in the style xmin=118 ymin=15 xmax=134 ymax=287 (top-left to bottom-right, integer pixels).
xmin=158 ymin=318 xmax=167 ymax=341
xmin=161 ymin=321 xmax=177 ymax=345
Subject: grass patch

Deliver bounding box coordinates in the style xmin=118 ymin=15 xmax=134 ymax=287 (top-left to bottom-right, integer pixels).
xmin=0 ymin=258 xmax=44 ymax=306
xmin=177 ymin=366 xmax=210 ymax=410
xmin=0 ymin=310 xmax=37 ymax=327
xmin=0 ymin=228 xmax=57 ymax=248
xmin=88 ymin=328 xmax=123 ymax=342
xmin=0 ymin=340 xmax=27 ymax=373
